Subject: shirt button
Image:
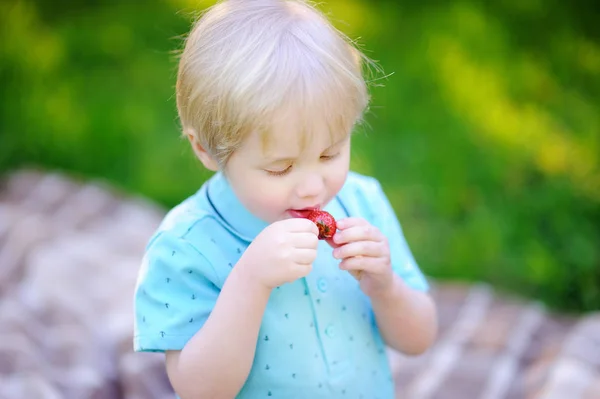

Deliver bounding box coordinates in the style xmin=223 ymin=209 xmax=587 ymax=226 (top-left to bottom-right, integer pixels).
xmin=325 ymin=325 xmax=336 ymax=338
xmin=317 ymin=278 xmax=328 ymax=292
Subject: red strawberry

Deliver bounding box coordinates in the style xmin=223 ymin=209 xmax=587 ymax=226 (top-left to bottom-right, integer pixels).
xmin=306 ymin=210 xmax=336 ymax=240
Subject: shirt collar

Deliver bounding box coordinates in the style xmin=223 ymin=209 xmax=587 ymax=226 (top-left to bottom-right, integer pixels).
xmin=202 ymin=171 xmax=350 ymax=242
xmin=204 ymin=171 xmax=269 ymax=242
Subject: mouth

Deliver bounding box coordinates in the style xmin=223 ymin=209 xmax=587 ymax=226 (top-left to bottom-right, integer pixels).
xmin=288 ymin=207 xmax=320 ymax=218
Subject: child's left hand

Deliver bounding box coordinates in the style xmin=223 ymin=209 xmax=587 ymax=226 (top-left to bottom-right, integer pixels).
xmin=329 ymin=217 xmax=394 ymax=296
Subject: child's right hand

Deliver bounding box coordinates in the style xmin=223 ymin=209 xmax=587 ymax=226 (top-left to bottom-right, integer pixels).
xmin=237 ymin=218 xmax=319 ymax=289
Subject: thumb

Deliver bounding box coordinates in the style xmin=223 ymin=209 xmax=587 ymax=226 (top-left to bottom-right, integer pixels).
xmin=325 ymin=237 xmax=340 ymax=249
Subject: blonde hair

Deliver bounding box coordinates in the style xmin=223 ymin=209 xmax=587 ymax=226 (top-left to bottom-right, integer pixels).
xmin=176 ymin=0 xmax=371 ymax=168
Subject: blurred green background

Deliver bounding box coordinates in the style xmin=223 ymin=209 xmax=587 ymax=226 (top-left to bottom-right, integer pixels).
xmin=1 ymin=0 xmax=599 ymax=312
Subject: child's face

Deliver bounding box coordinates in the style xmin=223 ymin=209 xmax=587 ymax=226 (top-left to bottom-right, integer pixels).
xmin=224 ymin=111 xmax=351 ymax=224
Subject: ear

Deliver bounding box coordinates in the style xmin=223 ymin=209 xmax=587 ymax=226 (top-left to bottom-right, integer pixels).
xmin=186 ymin=129 xmax=219 ymax=171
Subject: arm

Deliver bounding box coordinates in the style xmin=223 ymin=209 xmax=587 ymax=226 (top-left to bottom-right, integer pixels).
xmin=370 ymin=274 xmax=437 ymax=355
xmin=332 ymin=216 xmax=438 ymax=356
xmin=163 ymin=218 xmax=319 ymax=399
xmin=165 ymin=267 xmax=271 ymax=399
xmin=364 ymin=179 xmax=437 ymax=354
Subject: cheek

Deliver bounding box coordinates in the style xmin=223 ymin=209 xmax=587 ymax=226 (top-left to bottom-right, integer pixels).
xmin=330 ymin=167 xmax=348 ymax=194
xmin=251 ymin=190 xmax=282 ymax=209
xmin=328 ymin=152 xmax=351 ymax=193
xmin=238 ymin=177 xmax=289 ymax=219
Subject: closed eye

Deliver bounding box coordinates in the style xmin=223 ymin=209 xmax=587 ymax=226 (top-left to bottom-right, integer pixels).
xmin=321 ymin=153 xmax=340 ymax=161
xmin=265 ymin=165 xmax=292 ymax=176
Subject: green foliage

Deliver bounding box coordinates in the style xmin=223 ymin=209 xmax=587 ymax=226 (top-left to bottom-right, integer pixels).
xmin=1 ymin=0 xmax=598 ymax=312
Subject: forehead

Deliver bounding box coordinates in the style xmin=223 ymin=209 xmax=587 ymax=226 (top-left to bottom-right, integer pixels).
xmin=258 ymin=107 xmax=350 ymax=157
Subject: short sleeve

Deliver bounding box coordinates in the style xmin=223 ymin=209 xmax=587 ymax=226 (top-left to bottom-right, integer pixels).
xmin=133 ymin=231 xmax=220 ymax=352
xmin=370 ymin=181 xmax=430 ymax=292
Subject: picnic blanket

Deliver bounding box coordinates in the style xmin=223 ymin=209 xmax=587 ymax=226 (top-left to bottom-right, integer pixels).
xmin=1 ymin=169 xmax=598 ymax=399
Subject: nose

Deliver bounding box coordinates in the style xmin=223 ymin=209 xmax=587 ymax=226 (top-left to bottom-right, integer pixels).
xmin=295 ymin=172 xmax=325 ymax=200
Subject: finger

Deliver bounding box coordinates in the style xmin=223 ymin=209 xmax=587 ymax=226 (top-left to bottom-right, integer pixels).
xmin=293 ymin=232 xmax=320 ymax=249
xmin=339 ymin=255 xmax=382 ymax=271
xmin=325 ymin=237 xmax=341 ymax=249
xmin=333 ymin=240 xmax=386 ymax=259
xmin=339 ymin=258 xmax=367 ymax=281
xmin=333 ymin=223 xmax=384 ymax=245
xmin=284 ymin=218 xmax=320 ymax=235
xmin=289 ymin=262 xmax=313 ymax=278
xmin=335 ymin=217 xmax=368 ymax=230
xmin=293 ymin=248 xmax=318 ymax=265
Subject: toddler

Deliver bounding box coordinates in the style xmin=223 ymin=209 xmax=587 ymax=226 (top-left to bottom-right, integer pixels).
xmin=134 ymin=1 xmax=437 ymax=398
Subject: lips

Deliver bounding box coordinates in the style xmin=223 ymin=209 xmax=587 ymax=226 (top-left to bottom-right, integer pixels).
xmin=288 ymin=207 xmax=319 ymax=218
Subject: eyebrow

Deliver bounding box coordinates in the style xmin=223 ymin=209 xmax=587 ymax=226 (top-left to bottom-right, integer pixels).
xmin=265 ymin=157 xmax=295 ymax=164
xmin=264 ymin=135 xmax=349 ymax=164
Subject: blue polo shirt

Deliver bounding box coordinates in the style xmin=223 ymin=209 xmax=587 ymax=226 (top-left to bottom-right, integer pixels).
xmin=133 ymin=171 xmax=429 ymax=399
